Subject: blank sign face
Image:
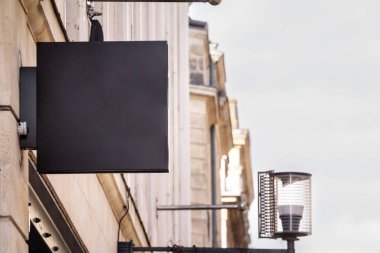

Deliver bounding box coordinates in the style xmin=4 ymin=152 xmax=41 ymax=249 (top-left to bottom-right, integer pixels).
xmin=37 ymin=42 xmax=168 ymax=173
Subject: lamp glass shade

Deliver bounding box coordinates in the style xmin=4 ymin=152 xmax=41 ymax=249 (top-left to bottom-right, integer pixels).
xmin=274 ymin=172 xmax=312 ymax=237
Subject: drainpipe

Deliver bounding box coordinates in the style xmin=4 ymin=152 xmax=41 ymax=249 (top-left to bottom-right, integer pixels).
xmin=210 ymin=125 xmax=217 ymax=247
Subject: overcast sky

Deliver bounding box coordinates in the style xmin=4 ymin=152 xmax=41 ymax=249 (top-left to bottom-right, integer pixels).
xmin=190 ymin=1 xmax=380 ymax=253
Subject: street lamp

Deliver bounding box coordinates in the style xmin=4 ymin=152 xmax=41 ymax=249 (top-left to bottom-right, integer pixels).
xmin=118 ymin=171 xmax=311 ymax=253
xmin=258 ymin=171 xmax=312 ymax=253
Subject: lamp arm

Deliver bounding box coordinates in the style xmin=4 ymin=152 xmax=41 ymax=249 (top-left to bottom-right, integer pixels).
xmin=90 ymin=0 xmax=222 ymax=5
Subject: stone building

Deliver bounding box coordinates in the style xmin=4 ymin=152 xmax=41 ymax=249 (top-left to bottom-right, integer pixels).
xmin=0 ymin=1 xmax=254 ymax=252
xmin=1 ymin=1 xmax=190 ymax=252
xmin=189 ymin=18 xmax=254 ymax=248
xmin=221 ymin=99 xmax=254 ymax=248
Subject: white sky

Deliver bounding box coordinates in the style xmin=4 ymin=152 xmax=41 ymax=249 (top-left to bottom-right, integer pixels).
xmin=190 ymin=1 xmax=380 ymax=253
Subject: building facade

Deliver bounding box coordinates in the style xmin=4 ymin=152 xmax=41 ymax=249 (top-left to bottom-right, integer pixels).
xmin=189 ymin=18 xmax=254 ymax=248
xmin=0 ymin=2 xmax=253 ymax=253
xmin=222 ymin=99 xmax=254 ymax=248
xmin=1 ymin=1 xmax=190 ymax=252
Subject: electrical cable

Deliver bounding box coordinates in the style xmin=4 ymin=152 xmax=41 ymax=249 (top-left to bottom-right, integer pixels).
xmin=192 ymin=245 xmax=198 ymax=253
xmin=117 ymin=186 xmax=131 ymax=242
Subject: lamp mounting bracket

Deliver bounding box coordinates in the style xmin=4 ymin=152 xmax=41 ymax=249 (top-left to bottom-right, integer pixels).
xmin=156 ymin=202 xmax=247 ymax=212
xmin=87 ymin=1 xmax=102 ymax=20
xmin=88 ymin=1 xmax=221 ymax=6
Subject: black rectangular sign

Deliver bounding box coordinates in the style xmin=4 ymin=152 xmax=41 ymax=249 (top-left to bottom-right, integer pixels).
xmin=37 ymin=42 xmax=168 ymax=173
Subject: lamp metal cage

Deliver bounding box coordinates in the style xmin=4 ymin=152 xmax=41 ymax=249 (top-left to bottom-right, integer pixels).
xmin=258 ymin=171 xmax=312 ymax=239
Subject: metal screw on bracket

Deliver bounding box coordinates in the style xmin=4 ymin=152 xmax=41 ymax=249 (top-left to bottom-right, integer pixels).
xmin=42 ymin=232 xmax=52 ymax=238
xmin=32 ymin=217 xmax=41 ymax=223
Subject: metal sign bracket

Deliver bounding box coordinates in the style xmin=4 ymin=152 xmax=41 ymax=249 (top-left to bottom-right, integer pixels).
xmin=19 ymin=67 xmax=37 ymax=149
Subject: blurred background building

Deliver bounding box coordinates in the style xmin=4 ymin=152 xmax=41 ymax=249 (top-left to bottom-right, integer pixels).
xmin=0 ymin=1 xmax=253 ymax=252
xmin=189 ymin=18 xmax=253 ymax=248
xmin=223 ymin=99 xmax=254 ymax=248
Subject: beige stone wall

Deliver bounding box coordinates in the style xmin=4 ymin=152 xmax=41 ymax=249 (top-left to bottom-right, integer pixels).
xmin=220 ymin=100 xmax=254 ymax=248
xmin=0 ymin=0 xmax=60 ymax=251
xmin=190 ymin=94 xmax=213 ymax=246
xmin=0 ymin=113 xmax=29 ymax=253
xmin=189 ymin=85 xmax=224 ymax=247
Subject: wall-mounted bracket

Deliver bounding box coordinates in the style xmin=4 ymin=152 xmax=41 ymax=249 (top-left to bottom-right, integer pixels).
xmin=156 ymin=202 xmax=248 ymax=211
xmin=87 ymin=1 xmax=102 ymax=20
xmin=90 ymin=0 xmax=222 ymax=6
xmin=20 ymin=67 xmax=37 ymax=149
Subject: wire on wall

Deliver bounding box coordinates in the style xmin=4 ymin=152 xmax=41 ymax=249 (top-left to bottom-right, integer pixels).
xmin=117 ymin=186 xmax=131 ymax=242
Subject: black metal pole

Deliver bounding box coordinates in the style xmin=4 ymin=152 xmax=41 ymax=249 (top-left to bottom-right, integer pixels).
xmin=156 ymin=203 xmax=247 ymax=211
xmin=118 ymin=241 xmax=287 ymax=253
xmin=210 ymin=124 xmax=217 ymax=247
xmin=286 ymin=240 xmax=295 ymax=253
xmin=131 ymin=246 xmax=287 ymax=253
